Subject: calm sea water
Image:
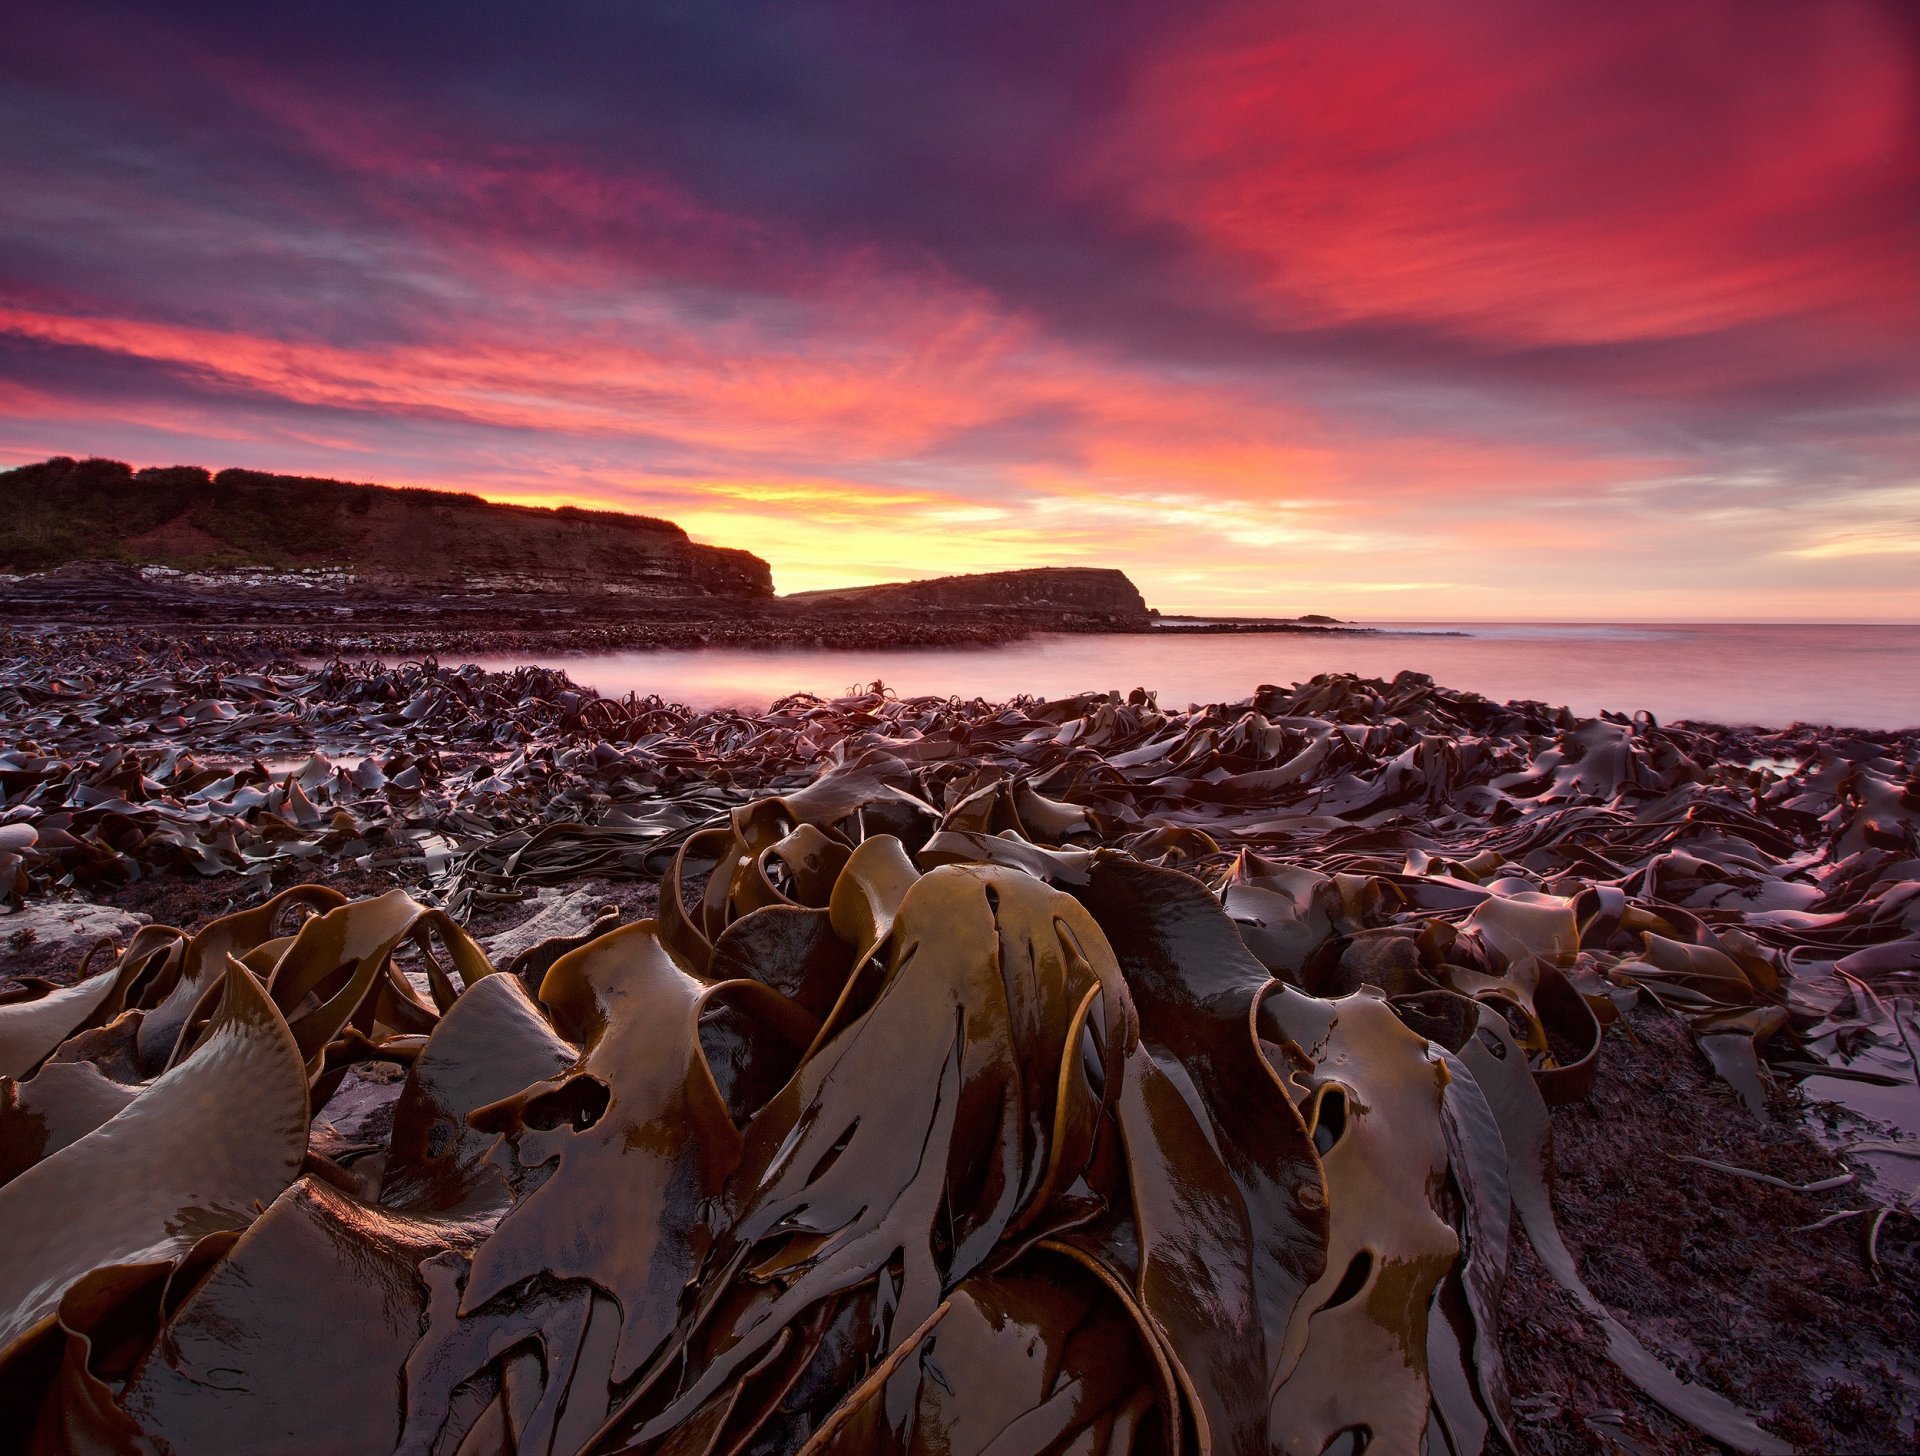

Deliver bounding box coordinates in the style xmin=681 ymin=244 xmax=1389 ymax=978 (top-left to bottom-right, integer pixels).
xmin=470 ymin=622 xmax=1919 ymax=730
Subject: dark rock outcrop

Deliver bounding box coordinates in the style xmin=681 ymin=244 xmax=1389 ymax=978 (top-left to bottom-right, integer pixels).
xmin=0 ymin=457 xmax=771 ymax=598
xmin=787 ymin=567 xmax=1152 ymax=628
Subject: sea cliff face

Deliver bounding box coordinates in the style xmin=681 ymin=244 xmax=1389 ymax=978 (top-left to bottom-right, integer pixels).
xmin=0 ymin=457 xmax=772 ymax=598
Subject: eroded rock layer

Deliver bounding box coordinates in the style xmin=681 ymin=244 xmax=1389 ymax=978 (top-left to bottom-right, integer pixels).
xmin=0 ymin=457 xmax=771 ymax=597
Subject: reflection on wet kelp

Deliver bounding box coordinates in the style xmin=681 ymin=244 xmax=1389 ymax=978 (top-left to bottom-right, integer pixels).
xmin=1 ymin=653 xmax=1916 ymax=1452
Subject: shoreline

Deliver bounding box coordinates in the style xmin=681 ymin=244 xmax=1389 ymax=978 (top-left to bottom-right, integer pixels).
xmin=0 ymin=561 xmax=1386 ymax=656
xmin=4 ymin=613 xmax=1387 ymax=658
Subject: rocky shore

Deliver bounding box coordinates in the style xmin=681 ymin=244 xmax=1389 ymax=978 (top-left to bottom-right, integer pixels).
xmin=0 ymin=630 xmax=1915 ymax=1451
xmin=0 ymin=560 xmax=1368 ymax=657
xmin=0 ymin=562 xmax=1083 ymax=653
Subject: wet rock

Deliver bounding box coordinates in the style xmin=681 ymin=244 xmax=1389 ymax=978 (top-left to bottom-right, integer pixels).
xmin=1 ymin=899 xmax=150 ymax=986
xmin=480 ymin=887 xmax=617 ymax=966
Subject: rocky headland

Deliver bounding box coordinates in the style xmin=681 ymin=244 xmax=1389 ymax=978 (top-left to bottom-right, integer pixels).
xmin=0 ymin=457 xmax=1361 ymax=653
xmin=0 ymin=455 xmax=770 ymax=596
xmin=788 ymin=565 xmax=1151 ymax=625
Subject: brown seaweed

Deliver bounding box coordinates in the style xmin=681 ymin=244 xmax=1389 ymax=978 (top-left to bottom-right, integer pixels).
xmin=0 ymin=797 xmax=1800 ymax=1452
xmin=2 ymin=638 xmax=1917 ymax=1451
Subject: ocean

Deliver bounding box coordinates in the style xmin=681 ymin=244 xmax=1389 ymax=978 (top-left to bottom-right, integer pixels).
xmin=469 ymin=620 xmax=1919 ymax=731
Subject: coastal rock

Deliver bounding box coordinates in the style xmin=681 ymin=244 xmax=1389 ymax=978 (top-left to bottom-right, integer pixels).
xmin=0 ymin=456 xmax=771 ymax=598
xmin=1 ymin=899 xmax=150 ymax=984
xmin=787 ymin=566 xmax=1153 ymax=627
xmin=480 ymin=887 xmax=616 ymax=965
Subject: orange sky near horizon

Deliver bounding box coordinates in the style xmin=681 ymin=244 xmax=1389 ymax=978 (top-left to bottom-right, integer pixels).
xmin=2 ymin=0 xmax=1916 ymax=619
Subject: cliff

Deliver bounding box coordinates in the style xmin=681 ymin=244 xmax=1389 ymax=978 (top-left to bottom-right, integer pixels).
xmin=0 ymin=458 xmax=1179 ymax=649
xmin=787 ymin=567 xmax=1151 ymax=627
xmin=0 ymin=456 xmax=771 ymax=598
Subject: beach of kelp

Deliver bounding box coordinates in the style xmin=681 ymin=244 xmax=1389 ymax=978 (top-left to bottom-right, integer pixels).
xmin=1 ymin=631 xmax=1916 ymax=1454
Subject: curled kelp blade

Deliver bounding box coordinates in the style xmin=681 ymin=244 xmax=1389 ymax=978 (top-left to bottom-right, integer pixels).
xmin=1264 ymin=988 xmax=1459 ymax=1456
xmin=256 ymin=887 xmax=491 ymax=1092
xmin=0 ymin=968 xmax=127 ymax=1081
xmin=0 ymin=926 xmax=182 ymax=1087
xmin=593 ymin=864 xmax=1136 ymax=1452
xmin=455 ymin=922 xmax=745 ymax=1387
xmin=793 ymin=1254 xmax=1161 ymax=1455
xmin=0 ymin=1060 xmax=138 ymax=1189
xmin=134 ymin=886 xmax=347 ymax=1075
xmin=1072 ymin=856 xmax=1330 ymax=1455
xmin=0 ymin=959 xmax=308 ymax=1363
xmin=94 ymin=1178 xmax=461 ymax=1456
xmin=1430 ymin=1039 xmax=1520 ymax=1456
xmin=378 ymin=970 xmax=575 ymax=1218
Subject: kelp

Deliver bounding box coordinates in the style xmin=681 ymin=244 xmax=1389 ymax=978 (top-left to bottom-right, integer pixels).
xmin=2 ymin=643 xmax=1917 ymax=1451
xmin=7 ymin=773 xmax=1839 ymax=1453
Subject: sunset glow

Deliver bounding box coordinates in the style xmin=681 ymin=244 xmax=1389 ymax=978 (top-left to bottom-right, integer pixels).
xmin=3 ymin=1 xmax=1916 ymax=617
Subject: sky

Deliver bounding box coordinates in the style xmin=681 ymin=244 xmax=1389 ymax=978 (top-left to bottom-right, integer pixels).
xmin=2 ymin=1 xmax=1917 ymax=619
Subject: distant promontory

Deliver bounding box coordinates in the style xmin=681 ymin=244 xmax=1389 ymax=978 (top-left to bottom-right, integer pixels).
xmin=788 ymin=567 xmax=1150 ymax=626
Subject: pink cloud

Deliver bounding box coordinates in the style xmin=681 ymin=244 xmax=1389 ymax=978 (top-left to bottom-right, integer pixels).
xmin=1102 ymin=0 xmax=1919 ymax=348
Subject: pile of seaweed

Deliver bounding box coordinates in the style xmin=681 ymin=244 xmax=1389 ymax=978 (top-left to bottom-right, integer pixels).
xmin=1 ymin=637 xmax=1917 ymax=1452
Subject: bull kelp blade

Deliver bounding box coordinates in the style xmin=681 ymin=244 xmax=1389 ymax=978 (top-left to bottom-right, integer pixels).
xmin=112 ymin=1178 xmax=453 ymax=1456
xmin=0 ymin=961 xmax=308 ymax=1361
xmin=458 ymin=923 xmax=746 ymax=1386
xmin=378 ymin=970 xmax=575 ymax=1217
xmin=1076 ymin=856 xmax=1332 ymax=1455
xmin=795 ymin=1258 xmax=1161 ymax=1454
xmin=0 ymin=970 xmax=125 ymax=1081
xmin=1266 ymin=990 xmax=1460 ymax=1456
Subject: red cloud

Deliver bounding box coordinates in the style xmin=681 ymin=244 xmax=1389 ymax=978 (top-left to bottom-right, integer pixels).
xmin=1103 ymin=0 xmax=1920 ymax=348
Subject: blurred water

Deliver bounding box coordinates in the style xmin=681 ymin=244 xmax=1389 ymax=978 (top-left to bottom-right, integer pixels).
xmin=468 ymin=621 xmax=1920 ymax=729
